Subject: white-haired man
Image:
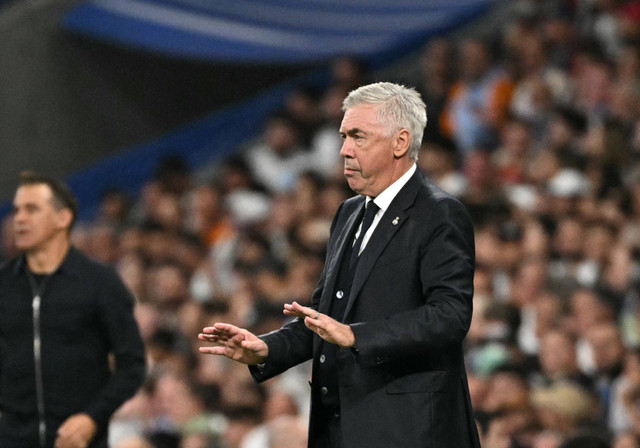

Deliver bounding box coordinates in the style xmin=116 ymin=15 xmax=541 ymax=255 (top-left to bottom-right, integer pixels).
xmin=200 ymin=82 xmax=480 ymax=448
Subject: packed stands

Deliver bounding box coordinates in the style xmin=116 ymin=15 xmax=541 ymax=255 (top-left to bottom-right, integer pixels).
xmin=2 ymin=1 xmax=640 ymax=447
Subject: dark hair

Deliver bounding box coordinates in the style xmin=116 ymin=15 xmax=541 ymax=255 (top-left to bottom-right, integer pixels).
xmin=18 ymin=171 xmax=78 ymax=228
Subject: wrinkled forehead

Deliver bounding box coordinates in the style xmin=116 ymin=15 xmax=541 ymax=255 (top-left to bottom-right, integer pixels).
xmin=340 ymin=103 xmax=383 ymax=131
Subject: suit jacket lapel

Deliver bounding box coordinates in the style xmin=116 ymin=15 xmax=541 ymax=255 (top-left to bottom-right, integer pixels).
xmin=343 ymin=170 xmax=425 ymax=320
xmin=318 ymin=198 xmax=365 ymax=316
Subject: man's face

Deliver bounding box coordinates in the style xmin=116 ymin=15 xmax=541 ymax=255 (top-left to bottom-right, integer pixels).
xmin=12 ymin=184 xmax=69 ymax=252
xmin=339 ymin=104 xmax=398 ymax=197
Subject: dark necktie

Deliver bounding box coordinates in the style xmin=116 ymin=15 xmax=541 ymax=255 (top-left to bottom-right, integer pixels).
xmin=349 ymin=200 xmax=379 ymax=271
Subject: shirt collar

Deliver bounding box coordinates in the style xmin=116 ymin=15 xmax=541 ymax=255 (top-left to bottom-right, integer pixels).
xmin=13 ymin=246 xmax=79 ymax=277
xmin=367 ymin=163 xmax=416 ymax=212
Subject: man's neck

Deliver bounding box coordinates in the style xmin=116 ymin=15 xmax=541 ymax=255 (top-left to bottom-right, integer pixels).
xmin=26 ymin=237 xmax=71 ymax=274
xmin=372 ymin=163 xmax=416 ymax=209
xmin=372 ymin=159 xmax=414 ymax=198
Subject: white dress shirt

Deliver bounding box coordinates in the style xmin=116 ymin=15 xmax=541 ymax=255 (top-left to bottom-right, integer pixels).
xmin=354 ymin=163 xmax=417 ymax=255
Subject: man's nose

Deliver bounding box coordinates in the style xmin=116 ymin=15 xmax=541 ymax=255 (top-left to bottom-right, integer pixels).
xmin=340 ymin=140 xmax=353 ymax=158
xmin=13 ymin=209 xmax=26 ymax=223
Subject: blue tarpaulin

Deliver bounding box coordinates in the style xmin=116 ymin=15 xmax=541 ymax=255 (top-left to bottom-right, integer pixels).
xmin=62 ymin=0 xmax=496 ymax=63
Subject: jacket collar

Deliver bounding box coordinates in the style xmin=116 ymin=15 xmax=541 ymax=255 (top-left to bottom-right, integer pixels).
xmin=12 ymin=246 xmax=81 ymax=277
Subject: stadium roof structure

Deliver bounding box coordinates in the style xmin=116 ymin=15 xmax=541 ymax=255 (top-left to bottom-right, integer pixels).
xmin=0 ymin=0 xmax=500 ymax=221
xmin=62 ymin=0 xmax=496 ymax=64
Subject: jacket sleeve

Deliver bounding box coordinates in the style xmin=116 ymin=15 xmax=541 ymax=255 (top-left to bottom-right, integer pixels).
xmin=250 ymin=201 xmax=349 ymax=382
xmin=84 ymin=268 xmax=146 ymax=428
xmin=350 ymin=196 xmax=475 ymax=367
xmin=249 ymin=262 xmax=326 ymax=382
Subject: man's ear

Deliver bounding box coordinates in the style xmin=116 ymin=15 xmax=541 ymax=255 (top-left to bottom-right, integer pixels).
xmin=56 ymin=208 xmax=73 ymax=231
xmin=393 ymin=128 xmax=411 ymax=158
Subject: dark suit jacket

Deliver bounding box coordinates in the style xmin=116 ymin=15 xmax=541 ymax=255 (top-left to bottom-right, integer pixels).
xmin=251 ymin=170 xmax=481 ymax=448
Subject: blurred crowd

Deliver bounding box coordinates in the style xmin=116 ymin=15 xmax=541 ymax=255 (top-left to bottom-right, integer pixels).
xmin=3 ymin=0 xmax=640 ymax=447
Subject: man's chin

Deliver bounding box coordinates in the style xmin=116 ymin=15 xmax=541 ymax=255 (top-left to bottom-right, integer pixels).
xmin=14 ymin=241 xmax=33 ymax=252
xmin=345 ymin=179 xmax=361 ymax=194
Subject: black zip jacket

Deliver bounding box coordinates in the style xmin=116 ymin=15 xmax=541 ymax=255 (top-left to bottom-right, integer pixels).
xmin=0 ymin=247 xmax=146 ymax=447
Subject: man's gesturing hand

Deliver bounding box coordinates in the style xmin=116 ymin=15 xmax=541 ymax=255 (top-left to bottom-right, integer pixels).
xmin=55 ymin=413 xmax=97 ymax=448
xmin=284 ymin=301 xmax=356 ymax=348
xmin=198 ymin=323 xmax=268 ymax=365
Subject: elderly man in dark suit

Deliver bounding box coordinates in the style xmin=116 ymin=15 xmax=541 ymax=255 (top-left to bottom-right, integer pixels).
xmin=199 ymin=82 xmax=481 ymax=448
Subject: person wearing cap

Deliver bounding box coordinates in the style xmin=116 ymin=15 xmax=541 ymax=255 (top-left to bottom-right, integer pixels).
xmin=200 ymin=82 xmax=480 ymax=447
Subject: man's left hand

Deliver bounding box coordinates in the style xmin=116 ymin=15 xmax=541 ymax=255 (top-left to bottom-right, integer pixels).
xmin=284 ymin=301 xmax=356 ymax=348
xmin=55 ymin=413 xmax=97 ymax=448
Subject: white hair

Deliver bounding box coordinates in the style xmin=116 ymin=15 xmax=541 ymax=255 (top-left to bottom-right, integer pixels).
xmin=342 ymin=82 xmax=427 ymax=160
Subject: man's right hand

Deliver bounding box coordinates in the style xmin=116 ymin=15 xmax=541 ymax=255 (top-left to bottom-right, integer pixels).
xmin=198 ymin=323 xmax=268 ymax=365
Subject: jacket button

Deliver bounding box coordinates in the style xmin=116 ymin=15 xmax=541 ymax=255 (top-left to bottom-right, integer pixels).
xmin=336 ymin=290 xmax=344 ymax=299
xmin=321 ymin=387 xmax=328 ymax=395
xmin=375 ymin=357 xmax=384 ymax=365
xmin=320 ymin=354 xmax=326 ymax=363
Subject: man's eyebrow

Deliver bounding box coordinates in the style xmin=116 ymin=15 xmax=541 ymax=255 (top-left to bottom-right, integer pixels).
xmin=340 ymin=128 xmax=365 ymax=136
xmin=13 ymin=202 xmax=39 ymax=210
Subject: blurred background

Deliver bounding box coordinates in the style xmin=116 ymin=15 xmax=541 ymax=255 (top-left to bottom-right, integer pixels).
xmin=2 ymin=0 xmax=640 ymax=447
